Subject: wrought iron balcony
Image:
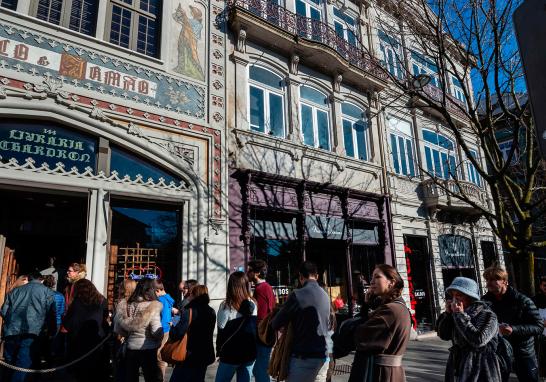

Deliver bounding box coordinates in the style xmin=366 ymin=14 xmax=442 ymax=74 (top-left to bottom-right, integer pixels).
xmin=421 ymin=84 xmax=467 ymax=120
xmin=228 ymin=0 xmax=388 ymax=88
xmin=420 ymin=178 xmax=487 ymax=214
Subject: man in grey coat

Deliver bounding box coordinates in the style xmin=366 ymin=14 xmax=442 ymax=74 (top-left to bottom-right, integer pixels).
xmin=1 ymin=271 xmax=56 ymax=382
xmin=271 ymin=261 xmax=331 ymax=382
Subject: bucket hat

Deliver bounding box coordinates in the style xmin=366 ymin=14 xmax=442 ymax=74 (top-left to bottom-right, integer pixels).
xmin=446 ymin=277 xmax=480 ymax=301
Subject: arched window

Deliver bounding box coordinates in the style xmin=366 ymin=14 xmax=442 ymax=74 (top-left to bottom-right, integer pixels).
xmin=388 ymin=117 xmax=415 ymax=176
xmin=422 ymin=129 xmax=457 ymax=179
xmin=466 ymin=149 xmax=481 ymax=186
xmin=342 ymin=102 xmax=368 ymax=160
xmin=248 ymin=66 xmax=285 ymax=138
xmin=300 ymin=86 xmax=330 ymax=150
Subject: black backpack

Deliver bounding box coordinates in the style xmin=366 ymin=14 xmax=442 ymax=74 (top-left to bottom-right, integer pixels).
xmin=495 ymin=334 xmax=513 ymax=375
xmin=332 ymin=315 xmax=366 ymax=359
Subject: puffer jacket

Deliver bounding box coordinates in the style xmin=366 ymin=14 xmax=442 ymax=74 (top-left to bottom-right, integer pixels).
xmin=482 ymin=286 xmax=544 ymax=357
xmin=0 ymin=280 xmax=56 ymax=336
xmin=114 ymin=298 xmax=163 ymax=350
xmin=437 ymin=301 xmax=502 ymax=382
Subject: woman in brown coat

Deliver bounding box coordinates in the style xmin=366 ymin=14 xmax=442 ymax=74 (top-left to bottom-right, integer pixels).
xmin=349 ymin=264 xmax=411 ymax=382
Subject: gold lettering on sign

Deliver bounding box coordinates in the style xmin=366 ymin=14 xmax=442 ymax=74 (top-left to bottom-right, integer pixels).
xmin=59 ymin=54 xmax=87 ymax=79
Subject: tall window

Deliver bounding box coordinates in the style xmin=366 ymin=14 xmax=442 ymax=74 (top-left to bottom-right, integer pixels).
xmin=32 ymin=0 xmax=99 ymax=36
xmin=108 ymin=0 xmax=161 ymax=57
xmin=1 ymin=0 xmax=17 ymax=10
xmin=378 ymin=30 xmax=403 ymax=78
xmin=499 ymin=140 xmax=517 ymax=163
xmin=295 ymin=0 xmax=322 ymax=41
xmin=423 ymin=129 xmax=457 ymax=179
xmin=342 ymin=103 xmax=368 ymax=160
xmin=300 ymin=86 xmax=330 ymax=150
xmin=451 ymin=75 xmax=465 ymax=102
xmin=411 ymin=52 xmax=439 ymax=87
xmin=248 ymin=66 xmax=285 ymax=138
xmin=466 ymin=150 xmax=481 ymax=186
xmin=388 ymin=117 xmax=415 ymax=176
xmin=333 ymin=8 xmax=357 ymax=46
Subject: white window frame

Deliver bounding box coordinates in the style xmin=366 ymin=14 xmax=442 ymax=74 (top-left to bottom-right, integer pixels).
xmin=465 ymin=149 xmax=482 ymax=187
xmin=333 ymin=8 xmax=357 ymax=46
xmin=423 ymin=129 xmax=458 ymax=180
xmin=379 ymin=41 xmax=402 ymax=78
xmin=247 ymin=67 xmax=286 ymax=138
xmin=451 ymin=76 xmax=465 ymax=102
xmin=30 ymin=0 xmax=99 ymax=36
xmin=299 ymin=87 xmax=331 ymax=150
xmin=342 ymin=103 xmax=369 ymax=161
xmin=411 ymin=54 xmax=439 ymax=88
xmin=388 ymin=117 xmax=416 ymax=177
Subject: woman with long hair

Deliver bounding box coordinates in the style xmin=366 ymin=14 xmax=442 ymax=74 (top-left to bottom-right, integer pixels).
xmin=215 ymin=271 xmax=257 ymax=382
xmin=113 ymin=278 xmax=137 ymax=382
xmin=348 ymin=264 xmax=412 ymax=382
xmin=63 ymin=278 xmax=109 ymax=382
xmin=114 ymin=278 xmax=163 ymax=382
xmin=170 ymin=285 xmax=216 ymax=382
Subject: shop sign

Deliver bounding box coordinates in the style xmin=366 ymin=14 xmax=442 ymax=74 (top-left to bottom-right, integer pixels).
xmin=251 ymin=218 xmax=297 ymax=240
xmin=306 ymin=215 xmax=345 ymax=240
xmin=0 ymin=123 xmax=96 ymax=172
xmin=439 ymin=235 xmax=473 ymax=268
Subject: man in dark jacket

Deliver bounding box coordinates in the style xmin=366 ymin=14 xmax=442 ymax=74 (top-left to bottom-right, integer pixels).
xmin=272 ymin=261 xmax=331 ymax=382
xmin=482 ymin=266 xmax=544 ymax=382
xmin=1 ymin=271 xmax=56 ymax=382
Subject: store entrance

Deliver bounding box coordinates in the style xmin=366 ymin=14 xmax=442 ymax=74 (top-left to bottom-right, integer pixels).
xmin=0 ymin=188 xmax=88 ymax=292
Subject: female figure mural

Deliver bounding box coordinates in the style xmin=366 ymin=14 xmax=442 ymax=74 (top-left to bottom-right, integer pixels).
xmin=173 ymin=4 xmax=205 ymax=81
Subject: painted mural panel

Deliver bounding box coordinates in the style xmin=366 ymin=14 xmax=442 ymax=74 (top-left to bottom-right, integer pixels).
xmin=170 ymin=1 xmax=207 ymax=82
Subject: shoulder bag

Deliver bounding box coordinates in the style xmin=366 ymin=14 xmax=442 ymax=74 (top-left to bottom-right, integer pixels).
xmin=161 ymin=308 xmax=192 ymax=364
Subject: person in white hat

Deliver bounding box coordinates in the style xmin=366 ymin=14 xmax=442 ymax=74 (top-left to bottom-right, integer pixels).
xmin=437 ymin=277 xmax=502 ymax=382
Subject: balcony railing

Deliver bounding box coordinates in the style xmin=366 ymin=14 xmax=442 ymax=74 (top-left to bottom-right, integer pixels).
xmin=422 ymin=84 xmax=467 ymax=119
xmin=420 ymin=178 xmax=487 ymax=213
xmin=228 ymin=0 xmax=388 ymax=81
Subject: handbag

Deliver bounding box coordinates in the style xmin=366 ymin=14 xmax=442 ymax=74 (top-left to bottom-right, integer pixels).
xmin=161 ymin=308 xmax=192 ymax=364
xmin=258 ymin=309 xmax=276 ymax=347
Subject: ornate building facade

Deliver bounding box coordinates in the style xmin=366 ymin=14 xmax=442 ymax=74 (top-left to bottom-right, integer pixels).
xmin=0 ymin=0 xmax=229 ymax=305
xmin=225 ymin=0 xmax=501 ymax=330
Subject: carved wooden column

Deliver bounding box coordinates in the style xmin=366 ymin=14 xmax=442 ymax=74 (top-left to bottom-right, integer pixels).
xmin=296 ymin=181 xmax=307 ymax=261
xmin=239 ymin=170 xmax=252 ymax=266
xmin=341 ymin=191 xmax=354 ymax=315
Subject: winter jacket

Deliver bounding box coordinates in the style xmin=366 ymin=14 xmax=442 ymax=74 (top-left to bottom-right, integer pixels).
xmin=216 ymin=299 xmax=257 ymax=364
xmin=157 ymin=293 xmax=175 ymax=333
xmin=0 ymin=280 xmax=56 ymax=337
xmin=53 ymin=291 xmax=66 ymax=328
xmin=349 ymin=297 xmax=411 ymax=382
xmin=271 ymin=279 xmax=331 ymax=358
xmin=482 ymin=286 xmax=544 ymax=358
xmin=113 ymin=298 xmax=163 ymax=350
xmin=437 ymin=301 xmax=502 ymax=382
xmin=169 ymin=294 xmax=216 ymax=367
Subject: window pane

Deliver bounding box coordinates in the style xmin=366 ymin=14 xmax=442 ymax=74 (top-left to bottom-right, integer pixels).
xmin=301 ymin=86 xmax=327 ymax=105
xmin=341 ymin=103 xmax=363 ymax=119
xmin=335 ymin=21 xmax=344 ymax=38
xmin=69 ymin=0 xmax=99 ymax=36
xmin=344 ymin=120 xmax=355 ymax=158
xmin=406 ymin=139 xmax=415 ymax=176
xmin=355 ymin=122 xmax=367 ymax=160
xmin=301 ymin=104 xmax=314 ymax=146
xmin=250 ymin=66 xmax=283 ymax=90
xmin=424 ymin=146 xmax=433 ymax=174
xmin=391 ymin=134 xmax=399 ymax=174
xmin=296 ymin=0 xmax=306 ymax=16
xmin=110 ymin=5 xmax=132 ymax=49
xmin=317 ymin=110 xmax=330 ymax=149
xmin=310 ymin=7 xmax=320 ymax=20
xmin=432 ymin=149 xmax=442 ymax=178
xmin=347 ymin=32 xmax=356 ymax=46
xmin=422 ymin=130 xmax=438 ymax=145
xmin=449 ymin=155 xmax=457 ymax=179
xmin=36 ymin=0 xmax=62 ymax=25
xmin=1 ymin=0 xmax=18 ymax=10
xmin=438 ymin=134 xmax=453 ymax=150
xmin=249 ymin=86 xmax=265 ymax=132
xmin=269 ymin=93 xmax=284 ymax=137
xmin=398 ymin=136 xmax=407 ymax=174
xmin=137 ymin=15 xmax=159 ymax=57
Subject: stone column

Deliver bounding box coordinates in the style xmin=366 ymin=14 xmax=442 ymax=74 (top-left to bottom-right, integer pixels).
xmin=16 ymin=0 xmax=31 ymax=14
xmin=95 ymin=1 xmax=109 ymax=40
xmin=286 ymin=56 xmax=302 ymax=143
xmin=231 ymin=28 xmax=250 ymax=130
xmin=85 ymin=188 xmax=109 ymax=295
xmin=331 ymin=74 xmax=345 ymax=155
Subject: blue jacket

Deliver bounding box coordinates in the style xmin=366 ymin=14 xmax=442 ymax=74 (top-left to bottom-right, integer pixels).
xmin=158 ymin=293 xmax=175 ymax=333
xmin=1 ymin=280 xmax=56 ymax=337
xmin=53 ymin=291 xmax=66 ymax=328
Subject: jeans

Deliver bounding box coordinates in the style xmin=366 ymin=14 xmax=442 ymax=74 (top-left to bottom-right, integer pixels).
xmin=2 ymin=334 xmax=39 ymax=382
xmin=170 ymin=363 xmax=208 ymax=382
xmin=286 ymin=357 xmax=329 ymax=382
xmin=125 ymin=348 xmax=162 ymax=382
xmin=215 ymin=360 xmax=255 ymax=382
xmin=513 ymin=355 xmax=539 ymax=382
xmin=253 ymin=343 xmax=273 ymax=382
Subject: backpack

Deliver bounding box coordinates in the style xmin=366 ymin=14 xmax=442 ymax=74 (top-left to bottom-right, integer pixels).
xmin=495 ymin=334 xmax=513 ymax=375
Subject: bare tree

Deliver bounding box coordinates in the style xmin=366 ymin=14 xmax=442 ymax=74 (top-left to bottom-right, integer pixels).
xmin=372 ymin=0 xmax=545 ymax=293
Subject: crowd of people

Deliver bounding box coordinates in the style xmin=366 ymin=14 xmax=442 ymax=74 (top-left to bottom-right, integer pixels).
xmin=0 ymin=259 xmax=545 ymax=382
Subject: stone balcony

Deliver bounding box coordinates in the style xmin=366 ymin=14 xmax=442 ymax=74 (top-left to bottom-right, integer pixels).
xmin=416 ymin=84 xmax=468 ymax=121
xmin=420 ymin=178 xmax=487 ymax=215
xmin=228 ymin=0 xmax=388 ymax=91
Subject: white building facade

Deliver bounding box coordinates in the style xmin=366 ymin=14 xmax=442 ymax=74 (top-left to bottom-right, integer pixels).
xmin=225 ymin=0 xmax=502 ymax=329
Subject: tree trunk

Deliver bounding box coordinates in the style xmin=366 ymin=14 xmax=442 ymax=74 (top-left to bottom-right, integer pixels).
xmin=515 ymin=252 xmax=535 ymax=296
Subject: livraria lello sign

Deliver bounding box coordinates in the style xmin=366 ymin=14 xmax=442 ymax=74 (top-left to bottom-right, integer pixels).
xmin=0 ymin=122 xmax=96 ymax=172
